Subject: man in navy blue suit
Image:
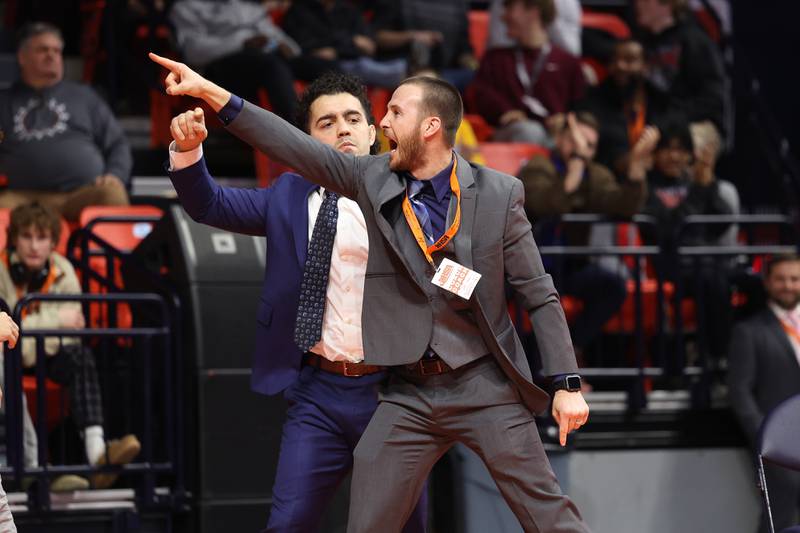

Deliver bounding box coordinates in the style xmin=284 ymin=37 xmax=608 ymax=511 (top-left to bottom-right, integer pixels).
xmin=167 ymin=72 xmax=427 ymax=533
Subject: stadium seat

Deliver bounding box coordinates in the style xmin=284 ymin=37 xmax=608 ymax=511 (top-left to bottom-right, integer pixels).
xmin=23 ymin=375 xmax=68 ymax=433
xmin=479 ymin=142 xmax=549 ymax=175
xmin=581 ymin=11 xmax=631 ymax=39
xmin=468 ymin=10 xmax=490 ymax=61
xmin=464 ymin=114 xmax=494 ymax=143
xmin=78 ymin=205 xmax=163 ymax=329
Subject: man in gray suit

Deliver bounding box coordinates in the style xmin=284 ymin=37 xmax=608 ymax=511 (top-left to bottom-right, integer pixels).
xmin=150 ymin=52 xmax=590 ymax=533
xmin=728 ymin=254 xmax=800 ymax=533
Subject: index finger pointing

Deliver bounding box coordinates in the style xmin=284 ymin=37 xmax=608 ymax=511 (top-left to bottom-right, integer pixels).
xmin=149 ymin=52 xmax=181 ymax=72
xmin=559 ymin=419 xmax=568 ymax=447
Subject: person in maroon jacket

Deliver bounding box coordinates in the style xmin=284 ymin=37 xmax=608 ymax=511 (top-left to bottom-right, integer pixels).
xmin=470 ymin=0 xmax=585 ymax=146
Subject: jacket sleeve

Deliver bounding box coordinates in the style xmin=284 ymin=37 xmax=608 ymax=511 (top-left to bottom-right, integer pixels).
xmin=168 ymin=155 xmax=272 ymax=236
xmin=21 ymin=261 xmax=83 ymax=368
xmin=503 ymin=179 xmax=578 ymax=376
xmin=726 ymin=322 xmax=763 ymax=446
xmin=89 ymin=88 xmax=132 ymax=183
xmin=585 ymin=164 xmax=646 ymax=217
xmin=676 ymin=29 xmax=725 ymax=129
xmin=226 ymin=100 xmax=371 ymax=200
xmin=518 ymin=156 xmax=571 ymax=216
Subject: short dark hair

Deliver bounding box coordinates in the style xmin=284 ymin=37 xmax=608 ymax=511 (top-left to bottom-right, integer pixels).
xmin=765 ymin=253 xmax=800 ymax=277
xmin=399 ymin=76 xmax=463 ymax=148
xmin=7 ymin=203 xmax=61 ymax=249
xmin=503 ymin=0 xmax=556 ymax=26
xmin=17 ymin=22 xmax=63 ymax=51
xmin=657 ymin=119 xmax=694 ymax=153
xmin=296 ymin=71 xmax=378 ymax=154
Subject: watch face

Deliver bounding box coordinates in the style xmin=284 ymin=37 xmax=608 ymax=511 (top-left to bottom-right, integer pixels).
xmin=566 ymin=375 xmax=582 ymax=391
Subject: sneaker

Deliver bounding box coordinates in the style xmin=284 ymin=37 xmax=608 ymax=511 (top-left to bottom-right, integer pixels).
xmin=91 ymin=434 xmax=141 ymax=489
xmin=51 ymin=474 xmax=90 ymax=492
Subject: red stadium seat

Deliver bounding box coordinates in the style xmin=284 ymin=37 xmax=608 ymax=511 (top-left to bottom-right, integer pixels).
xmin=78 ymin=205 xmax=163 ymax=329
xmin=468 ymin=10 xmax=490 ymax=61
xmin=479 ymin=142 xmax=549 ymax=175
xmin=464 ymin=114 xmax=494 ymax=143
xmin=23 ymin=375 xmax=68 ymax=433
xmin=581 ymin=11 xmax=631 ymax=39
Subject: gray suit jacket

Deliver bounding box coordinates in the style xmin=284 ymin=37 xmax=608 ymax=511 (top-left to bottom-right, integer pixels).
xmin=727 ymin=308 xmax=800 ymax=447
xmin=226 ymin=101 xmax=578 ymax=414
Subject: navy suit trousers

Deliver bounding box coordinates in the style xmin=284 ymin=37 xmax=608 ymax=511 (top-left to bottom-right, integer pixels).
xmin=264 ymin=365 xmax=428 ymax=532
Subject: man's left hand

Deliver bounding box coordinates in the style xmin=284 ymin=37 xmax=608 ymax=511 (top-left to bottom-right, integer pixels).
xmin=552 ymin=390 xmax=589 ymax=447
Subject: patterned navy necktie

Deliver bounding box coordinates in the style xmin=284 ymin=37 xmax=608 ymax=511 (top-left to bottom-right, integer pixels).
xmin=407 ymin=179 xmax=434 ymax=245
xmin=294 ymin=190 xmax=339 ymax=352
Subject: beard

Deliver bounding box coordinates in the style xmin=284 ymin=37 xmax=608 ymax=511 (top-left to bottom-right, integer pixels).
xmin=389 ymin=128 xmax=426 ymax=172
xmin=770 ymin=291 xmax=800 ymax=311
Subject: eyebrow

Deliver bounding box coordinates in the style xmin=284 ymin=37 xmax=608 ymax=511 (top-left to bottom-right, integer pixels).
xmin=315 ymin=109 xmax=364 ymax=125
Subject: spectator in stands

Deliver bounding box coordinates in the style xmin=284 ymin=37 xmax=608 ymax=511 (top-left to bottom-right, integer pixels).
xmin=633 ymin=0 xmax=725 ymax=133
xmin=282 ymin=0 xmax=407 ymax=88
xmin=0 ymin=23 xmax=131 ymax=223
xmin=577 ymin=38 xmax=671 ymax=176
xmin=169 ymin=0 xmax=337 ymax=120
xmin=488 ymin=0 xmax=582 ymax=56
xmin=520 ymin=112 xmax=651 ymax=359
xmin=369 ymin=0 xmax=477 ymax=91
xmin=641 ymin=120 xmax=734 ymax=247
xmin=641 ymin=120 xmax=736 ymax=362
xmin=0 ymin=311 xmax=19 ymax=530
xmin=470 ymin=0 xmax=585 ymax=145
xmin=0 ymin=203 xmax=141 ymax=490
xmin=166 ymin=72 xmax=426 ymax=532
xmin=728 ymin=254 xmax=800 ymax=533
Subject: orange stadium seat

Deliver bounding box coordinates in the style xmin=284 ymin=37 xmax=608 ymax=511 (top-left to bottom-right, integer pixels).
xmin=581 ymin=11 xmax=631 ymax=39
xmin=479 ymin=142 xmax=549 ymax=175
xmin=78 ymin=205 xmax=163 ymax=329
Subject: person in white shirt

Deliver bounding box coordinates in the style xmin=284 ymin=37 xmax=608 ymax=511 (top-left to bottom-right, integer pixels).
xmin=166 ymin=72 xmax=427 ymax=532
xmin=728 ymin=254 xmax=800 ymax=533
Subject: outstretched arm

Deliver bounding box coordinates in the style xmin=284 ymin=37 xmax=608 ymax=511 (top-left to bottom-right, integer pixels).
xmin=149 ymin=52 xmax=367 ymax=199
xmin=168 ymin=108 xmax=271 ymax=235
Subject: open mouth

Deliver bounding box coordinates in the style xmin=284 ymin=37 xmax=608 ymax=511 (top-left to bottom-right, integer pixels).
xmin=389 ymin=139 xmax=398 ymax=152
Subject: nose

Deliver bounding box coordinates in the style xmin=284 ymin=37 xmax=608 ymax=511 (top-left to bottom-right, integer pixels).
xmin=337 ymin=118 xmax=351 ymax=137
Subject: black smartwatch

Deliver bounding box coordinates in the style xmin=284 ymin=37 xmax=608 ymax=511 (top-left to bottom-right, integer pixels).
xmin=552 ymin=374 xmax=582 ymax=393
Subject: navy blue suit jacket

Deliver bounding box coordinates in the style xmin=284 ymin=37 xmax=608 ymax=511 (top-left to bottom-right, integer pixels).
xmin=170 ymin=156 xmax=317 ymax=395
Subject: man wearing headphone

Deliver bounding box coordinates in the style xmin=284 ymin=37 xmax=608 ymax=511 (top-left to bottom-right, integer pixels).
xmin=0 ymin=203 xmax=140 ymax=490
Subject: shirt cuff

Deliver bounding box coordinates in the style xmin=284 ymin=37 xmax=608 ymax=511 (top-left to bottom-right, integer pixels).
xmin=168 ymin=141 xmax=203 ymax=171
xmin=218 ymin=94 xmax=244 ymax=126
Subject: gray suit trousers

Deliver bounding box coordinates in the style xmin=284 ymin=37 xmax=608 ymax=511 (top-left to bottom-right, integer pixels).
xmin=347 ymin=358 xmax=589 ymax=533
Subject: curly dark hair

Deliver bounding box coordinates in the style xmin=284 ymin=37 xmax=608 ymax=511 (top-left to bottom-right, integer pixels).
xmin=7 ymin=203 xmax=61 ymax=249
xmin=296 ymin=71 xmax=378 ymax=155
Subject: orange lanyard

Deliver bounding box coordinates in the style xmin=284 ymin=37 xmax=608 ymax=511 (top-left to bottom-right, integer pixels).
xmin=778 ymin=316 xmax=800 ymax=347
xmin=626 ymin=102 xmax=646 ymax=147
xmin=401 ymin=158 xmax=461 ymax=266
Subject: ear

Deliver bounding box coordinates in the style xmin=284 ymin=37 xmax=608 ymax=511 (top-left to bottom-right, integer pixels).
xmin=421 ymin=117 xmax=442 ymax=141
xmin=368 ymin=124 xmax=376 ymax=147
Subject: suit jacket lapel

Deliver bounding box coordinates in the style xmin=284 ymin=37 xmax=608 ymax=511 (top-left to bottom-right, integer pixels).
xmin=292 ymin=181 xmax=317 ymax=266
xmin=452 ymin=154 xmax=476 ymax=271
xmin=762 ymin=309 xmax=800 ymax=369
xmin=372 ymin=171 xmax=427 ymax=287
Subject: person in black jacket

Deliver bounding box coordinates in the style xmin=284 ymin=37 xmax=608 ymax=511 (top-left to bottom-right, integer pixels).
xmin=641 ymin=119 xmax=736 ymax=364
xmin=577 ymin=38 xmax=671 ymax=176
xmin=728 ymin=254 xmax=800 ymax=533
xmin=633 ymin=0 xmax=725 ymax=133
